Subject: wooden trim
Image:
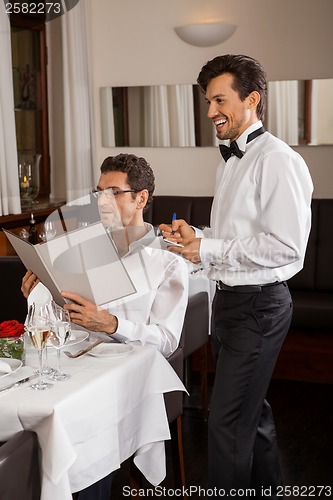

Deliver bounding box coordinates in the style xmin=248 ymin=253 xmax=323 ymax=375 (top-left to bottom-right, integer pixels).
xmin=0 ymin=200 xmax=65 ymax=230
xmin=304 ymin=80 xmax=312 ymax=145
xmin=39 ymin=25 xmax=50 ymax=197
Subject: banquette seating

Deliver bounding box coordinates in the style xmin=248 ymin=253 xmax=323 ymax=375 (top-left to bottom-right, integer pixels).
xmin=275 ymin=198 xmax=333 ymax=382
xmin=0 ymin=255 xmax=27 ymax=324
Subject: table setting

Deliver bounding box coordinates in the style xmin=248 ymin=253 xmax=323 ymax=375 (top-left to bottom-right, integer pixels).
xmin=0 ymin=305 xmax=186 ymax=500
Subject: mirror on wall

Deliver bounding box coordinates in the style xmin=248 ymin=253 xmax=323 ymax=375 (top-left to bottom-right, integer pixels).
xmin=100 ymin=79 xmax=333 ymax=148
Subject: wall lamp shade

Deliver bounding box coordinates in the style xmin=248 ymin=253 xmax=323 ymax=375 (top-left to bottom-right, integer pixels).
xmin=174 ymin=23 xmax=237 ymax=47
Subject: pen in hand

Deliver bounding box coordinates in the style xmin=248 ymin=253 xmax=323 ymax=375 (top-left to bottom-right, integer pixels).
xmin=171 ymin=213 xmax=177 ymax=235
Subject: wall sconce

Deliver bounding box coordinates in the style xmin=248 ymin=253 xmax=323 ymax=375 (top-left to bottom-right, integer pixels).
xmin=174 ymin=22 xmax=237 ymax=47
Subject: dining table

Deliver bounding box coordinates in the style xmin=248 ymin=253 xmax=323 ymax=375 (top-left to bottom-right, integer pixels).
xmin=0 ymin=337 xmax=185 ymax=500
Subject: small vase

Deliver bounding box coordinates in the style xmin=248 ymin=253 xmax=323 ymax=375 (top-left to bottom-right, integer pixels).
xmin=18 ymin=154 xmax=41 ymax=206
xmin=0 ymin=335 xmax=25 ymax=363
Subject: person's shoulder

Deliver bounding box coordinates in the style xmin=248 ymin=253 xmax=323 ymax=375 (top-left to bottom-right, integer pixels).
xmin=150 ymin=237 xmax=189 ymax=268
xmin=262 ymin=131 xmax=292 ymax=150
xmin=261 ymin=132 xmax=306 ymax=161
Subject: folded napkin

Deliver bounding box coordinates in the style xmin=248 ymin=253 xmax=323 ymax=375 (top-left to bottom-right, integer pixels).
xmin=0 ymin=359 xmax=12 ymax=374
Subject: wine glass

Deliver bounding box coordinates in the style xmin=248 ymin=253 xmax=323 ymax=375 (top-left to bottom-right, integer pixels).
xmin=26 ymin=302 xmax=53 ymax=390
xmin=48 ymin=302 xmax=71 ymax=381
xmin=39 ymin=220 xmax=57 ymax=242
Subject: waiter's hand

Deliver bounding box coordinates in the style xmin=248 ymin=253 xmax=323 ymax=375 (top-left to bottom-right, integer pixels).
xmin=62 ymin=291 xmax=118 ymax=334
xmin=21 ymin=270 xmax=40 ymax=298
xmin=159 ymin=218 xmax=195 ymax=244
xmin=159 ymin=219 xmax=201 ymax=264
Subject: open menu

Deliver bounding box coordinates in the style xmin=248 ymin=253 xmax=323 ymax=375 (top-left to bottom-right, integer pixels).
xmin=3 ymin=222 xmax=136 ymax=307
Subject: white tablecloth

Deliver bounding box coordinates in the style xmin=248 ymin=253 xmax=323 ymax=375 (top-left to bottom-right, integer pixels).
xmin=188 ymin=266 xmax=216 ymax=332
xmin=0 ymin=344 xmax=185 ymax=500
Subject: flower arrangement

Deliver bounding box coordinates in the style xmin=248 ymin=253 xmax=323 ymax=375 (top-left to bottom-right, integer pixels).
xmin=0 ymin=320 xmax=25 ymax=360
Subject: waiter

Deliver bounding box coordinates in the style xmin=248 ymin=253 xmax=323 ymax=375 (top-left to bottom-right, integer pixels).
xmin=160 ymin=54 xmax=313 ymax=498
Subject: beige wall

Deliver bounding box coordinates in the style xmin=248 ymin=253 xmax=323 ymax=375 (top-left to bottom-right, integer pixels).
xmin=90 ymin=0 xmax=333 ymax=198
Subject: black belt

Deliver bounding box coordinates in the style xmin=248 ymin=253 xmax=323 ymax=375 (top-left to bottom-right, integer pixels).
xmin=216 ymin=281 xmax=286 ymax=293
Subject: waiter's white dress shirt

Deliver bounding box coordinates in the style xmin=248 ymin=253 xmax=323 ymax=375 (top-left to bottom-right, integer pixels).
xmin=197 ymin=121 xmax=314 ymax=286
xmin=29 ymin=224 xmax=189 ymax=357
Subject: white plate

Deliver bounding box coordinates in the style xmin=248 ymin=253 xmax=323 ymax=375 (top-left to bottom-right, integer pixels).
xmin=49 ymin=330 xmax=89 ymax=348
xmin=0 ymin=358 xmax=23 ymax=378
xmin=88 ymin=343 xmax=133 ymax=358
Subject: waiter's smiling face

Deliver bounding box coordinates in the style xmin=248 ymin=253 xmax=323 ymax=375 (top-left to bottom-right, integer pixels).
xmin=205 ymin=73 xmax=260 ymax=142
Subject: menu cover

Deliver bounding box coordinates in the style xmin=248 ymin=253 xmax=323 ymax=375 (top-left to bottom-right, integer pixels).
xmin=3 ymin=222 xmax=136 ymax=307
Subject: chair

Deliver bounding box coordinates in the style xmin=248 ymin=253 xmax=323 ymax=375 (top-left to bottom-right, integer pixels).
xmin=0 ymin=430 xmax=41 ymax=500
xmin=163 ymin=345 xmax=186 ymax=489
xmin=181 ymin=292 xmax=210 ymax=419
xmin=0 ymin=255 xmax=27 ymax=324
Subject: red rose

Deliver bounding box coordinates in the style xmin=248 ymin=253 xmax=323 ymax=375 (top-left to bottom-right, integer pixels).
xmin=0 ymin=320 xmax=25 ymax=338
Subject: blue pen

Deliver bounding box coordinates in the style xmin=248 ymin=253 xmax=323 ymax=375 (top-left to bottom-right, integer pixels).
xmin=171 ymin=212 xmax=177 ymax=234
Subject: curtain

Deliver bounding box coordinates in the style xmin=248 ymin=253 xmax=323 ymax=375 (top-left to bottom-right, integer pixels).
xmin=143 ymin=85 xmax=197 ymax=147
xmin=267 ymin=80 xmax=299 ymax=145
xmin=168 ymin=85 xmax=196 ymax=147
xmin=100 ymin=87 xmax=115 ymax=148
xmin=47 ymin=0 xmax=95 ymax=203
xmin=144 ymin=85 xmax=170 ymax=147
xmin=310 ymin=80 xmax=318 ymax=145
xmin=0 ymin=3 xmax=21 ymax=216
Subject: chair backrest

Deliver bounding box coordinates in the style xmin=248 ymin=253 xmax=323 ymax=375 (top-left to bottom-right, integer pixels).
xmin=0 ymin=255 xmax=27 ymax=323
xmin=181 ymin=292 xmax=209 ymax=358
xmin=0 ymin=430 xmax=41 ymax=500
xmin=163 ymin=291 xmax=210 ymax=422
xmin=164 ymin=346 xmax=184 ymax=423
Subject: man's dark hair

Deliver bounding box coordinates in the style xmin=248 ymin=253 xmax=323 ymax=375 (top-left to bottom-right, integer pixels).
xmin=100 ymin=153 xmax=155 ymax=212
xmin=197 ymin=54 xmax=267 ymax=120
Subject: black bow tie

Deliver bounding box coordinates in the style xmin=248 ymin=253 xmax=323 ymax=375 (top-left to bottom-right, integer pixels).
xmin=219 ymin=126 xmax=266 ymax=162
xmin=219 ymin=141 xmax=243 ymax=162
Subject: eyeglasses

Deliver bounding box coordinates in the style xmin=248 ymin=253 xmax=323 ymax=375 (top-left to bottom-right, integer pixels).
xmin=91 ymin=187 xmax=138 ymax=199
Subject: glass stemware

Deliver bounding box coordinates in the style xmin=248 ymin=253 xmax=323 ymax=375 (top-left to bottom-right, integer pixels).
xmin=41 ymin=342 xmax=54 ymax=376
xmin=48 ymin=302 xmax=71 ymax=381
xmin=39 ymin=220 xmax=57 ymax=242
xmin=26 ymin=302 xmax=53 ymax=390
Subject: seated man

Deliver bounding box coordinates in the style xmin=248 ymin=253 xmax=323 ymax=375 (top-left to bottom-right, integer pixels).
xmin=21 ymin=153 xmax=189 ymax=499
xmin=22 ymin=153 xmax=189 ymax=358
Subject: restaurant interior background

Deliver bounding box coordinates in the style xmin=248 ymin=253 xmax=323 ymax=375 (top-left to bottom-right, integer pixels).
xmin=89 ymin=0 xmax=333 ymax=199
xmin=44 ymin=0 xmax=333 ymax=203
xmin=1 ymin=0 xmax=332 ymax=221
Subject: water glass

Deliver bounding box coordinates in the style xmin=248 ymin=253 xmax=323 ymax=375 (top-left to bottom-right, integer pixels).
xmin=26 ymin=302 xmax=53 ymax=390
xmin=48 ymin=302 xmax=71 ymax=381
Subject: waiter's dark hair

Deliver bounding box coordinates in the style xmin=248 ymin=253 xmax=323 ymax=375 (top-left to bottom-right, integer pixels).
xmin=197 ymin=54 xmax=267 ymax=120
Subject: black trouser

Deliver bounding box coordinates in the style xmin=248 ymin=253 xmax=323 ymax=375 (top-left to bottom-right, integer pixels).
xmin=208 ymin=282 xmax=292 ymax=499
xmin=76 ymin=470 xmax=116 ymax=500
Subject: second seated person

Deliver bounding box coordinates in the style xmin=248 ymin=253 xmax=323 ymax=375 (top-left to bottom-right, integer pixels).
xmin=21 ymin=153 xmax=189 ymax=358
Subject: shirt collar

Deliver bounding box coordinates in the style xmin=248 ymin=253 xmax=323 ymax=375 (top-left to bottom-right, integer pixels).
xmin=218 ymin=120 xmax=263 ymax=152
xmin=236 ymin=120 xmax=263 ymax=152
xmin=127 ymin=223 xmax=156 ymax=253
